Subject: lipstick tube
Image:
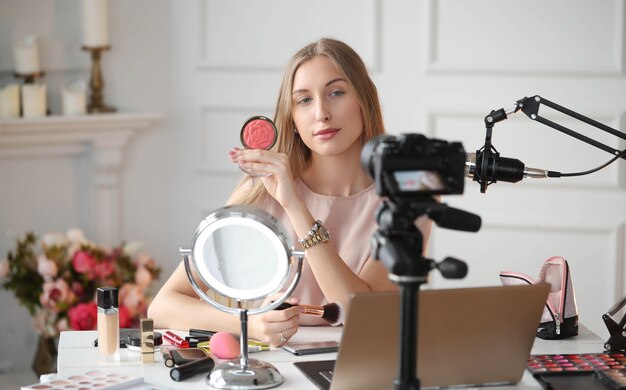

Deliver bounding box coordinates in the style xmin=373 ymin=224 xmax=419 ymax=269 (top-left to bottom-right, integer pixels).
xmin=163 ymin=331 xmax=189 ymax=348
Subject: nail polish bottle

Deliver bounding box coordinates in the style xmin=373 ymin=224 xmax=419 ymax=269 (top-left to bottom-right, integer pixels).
xmin=97 ymin=286 xmax=119 ymax=359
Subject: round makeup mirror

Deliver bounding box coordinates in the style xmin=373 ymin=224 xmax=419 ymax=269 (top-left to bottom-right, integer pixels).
xmin=180 ymin=205 xmax=304 ymax=389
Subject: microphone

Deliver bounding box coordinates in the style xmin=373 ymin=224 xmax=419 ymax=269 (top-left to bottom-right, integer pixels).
xmin=465 ymin=147 xmax=551 ymax=193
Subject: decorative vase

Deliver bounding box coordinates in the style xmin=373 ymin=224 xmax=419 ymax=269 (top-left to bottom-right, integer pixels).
xmin=32 ymin=335 xmax=58 ymax=377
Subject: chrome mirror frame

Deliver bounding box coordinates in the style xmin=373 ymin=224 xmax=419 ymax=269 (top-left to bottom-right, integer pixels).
xmin=180 ymin=205 xmax=304 ymax=389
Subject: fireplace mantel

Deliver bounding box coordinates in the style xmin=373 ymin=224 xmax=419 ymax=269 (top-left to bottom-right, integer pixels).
xmin=0 ymin=112 xmax=163 ymax=245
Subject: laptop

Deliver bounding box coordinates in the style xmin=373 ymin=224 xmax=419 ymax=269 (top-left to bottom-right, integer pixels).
xmin=294 ymin=284 xmax=550 ymax=389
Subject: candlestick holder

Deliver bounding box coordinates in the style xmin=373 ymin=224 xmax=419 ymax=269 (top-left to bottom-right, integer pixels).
xmin=13 ymin=71 xmax=45 ymax=84
xmin=82 ymin=45 xmax=116 ymax=113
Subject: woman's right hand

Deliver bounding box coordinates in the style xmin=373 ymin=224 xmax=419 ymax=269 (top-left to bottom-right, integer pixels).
xmin=229 ymin=147 xmax=301 ymax=210
xmin=248 ymin=294 xmax=304 ymax=347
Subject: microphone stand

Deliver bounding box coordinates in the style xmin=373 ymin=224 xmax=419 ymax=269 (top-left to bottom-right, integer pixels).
xmin=474 ymin=95 xmax=626 ymax=193
xmin=517 ymin=96 xmax=626 ymax=158
xmin=372 ymin=200 xmax=474 ymax=390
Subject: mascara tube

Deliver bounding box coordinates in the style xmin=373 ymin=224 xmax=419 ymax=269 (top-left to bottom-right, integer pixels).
xmin=170 ymin=356 xmax=215 ymax=381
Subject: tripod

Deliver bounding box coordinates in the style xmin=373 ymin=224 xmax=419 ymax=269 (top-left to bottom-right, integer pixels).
xmin=372 ymin=199 xmax=476 ymax=390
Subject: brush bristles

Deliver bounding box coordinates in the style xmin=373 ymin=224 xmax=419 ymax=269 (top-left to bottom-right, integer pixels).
xmin=321 ymin=302 xmax=344 ymax=326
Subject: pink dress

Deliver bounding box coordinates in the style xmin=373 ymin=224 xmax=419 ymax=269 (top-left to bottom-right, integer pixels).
xmin=259 ymin=178 xmax=430 ymax=325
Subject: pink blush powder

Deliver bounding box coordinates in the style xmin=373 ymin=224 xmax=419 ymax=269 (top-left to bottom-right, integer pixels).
xmin=242 ymin=119 xmax=276 ymax=149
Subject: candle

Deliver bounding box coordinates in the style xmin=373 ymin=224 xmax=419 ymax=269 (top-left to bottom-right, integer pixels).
xmin=22 ymin=84 xmax=47 ymax=118
xmin=83 ymin=0 xmax=110 ymax=47
xmin=61 ymin=80 xmax=87 ymax=116
xmin=0 ymin=84 xmax=21 ymax=118
xmin=14 ymin=36 xmax=41 ymax=74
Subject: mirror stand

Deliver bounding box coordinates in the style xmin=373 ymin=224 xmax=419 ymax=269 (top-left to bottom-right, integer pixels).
xmin=181 ymin=205 xmax=305 ymax=389
xmin=208 ymin=309 xmax=283 ymax=389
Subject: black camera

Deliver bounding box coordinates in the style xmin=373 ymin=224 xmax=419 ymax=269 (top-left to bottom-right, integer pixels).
xmin=361 ymin=133 xmax=466 ymax=201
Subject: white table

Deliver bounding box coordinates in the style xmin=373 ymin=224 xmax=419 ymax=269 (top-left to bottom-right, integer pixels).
xmin=56 ymin=326 xmax=605 ymax=389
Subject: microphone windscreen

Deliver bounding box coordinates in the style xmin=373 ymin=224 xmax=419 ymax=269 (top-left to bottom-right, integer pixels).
xmin=208 ymin=331 xmax=239 ymax=359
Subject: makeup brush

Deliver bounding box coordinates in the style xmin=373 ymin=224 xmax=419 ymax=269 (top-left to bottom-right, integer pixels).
xmin=276 ymin=302 xmax=344 ymax=326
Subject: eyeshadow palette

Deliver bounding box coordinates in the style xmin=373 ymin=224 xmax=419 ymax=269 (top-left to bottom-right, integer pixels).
xmin=527 ymin=353 xmax=626 ymax=375
xmin=21 ymin=370 xmax=143 ymax=390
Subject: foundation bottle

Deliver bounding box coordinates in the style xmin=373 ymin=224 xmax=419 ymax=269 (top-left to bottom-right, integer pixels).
xmin=97 ymin=286 xmax=119 ymax=358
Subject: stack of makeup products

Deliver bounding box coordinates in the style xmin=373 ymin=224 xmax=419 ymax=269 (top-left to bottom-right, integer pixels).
xmin=162 ymin=329 xmax=270 ymax=382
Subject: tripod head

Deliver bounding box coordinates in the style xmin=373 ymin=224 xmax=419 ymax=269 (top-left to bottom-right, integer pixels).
xmin=371 ymin=197 xmax=478 ymax=282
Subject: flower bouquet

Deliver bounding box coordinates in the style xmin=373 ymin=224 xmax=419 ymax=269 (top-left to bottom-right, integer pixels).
xmin=0 ymin=229 xmax=161 ymax=338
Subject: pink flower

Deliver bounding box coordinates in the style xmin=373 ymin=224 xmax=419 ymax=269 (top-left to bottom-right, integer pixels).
xmin=0 ymin=258 xmax=9 ymax=278
xmin=135 ymin=252 xmax=155 ymax=268
xmin=94 ymin=259 xmax=115 ymax=280
xmin=119 ymin=305 xmax=133 ymax=328
xmin=68 ymin=301 xmax=97 ymax=330
xmin=71 ymin=281 xmax=86 ymax=300
xmin=40 ymin=279 xmax=74 ymax=312
xmin=134 ymin=266 xmax=152 ymax=288
xmin=37 ymin=255 xmax=58 ymax=280
xmin=119 ymin=283 xmax=146 ymax=318
xmin=72 ymin=251 xmax=96 ymax=274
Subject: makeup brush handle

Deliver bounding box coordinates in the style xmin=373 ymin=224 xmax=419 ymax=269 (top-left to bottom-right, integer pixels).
xmin=275 ymin=303 xmax=324 ymax=316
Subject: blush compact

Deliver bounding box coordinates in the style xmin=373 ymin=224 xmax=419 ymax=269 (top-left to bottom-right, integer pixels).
xmin=239 ymin=115 xmax=278 ymax=176
xmin=240 ymin=115 xmax=278 ymax=150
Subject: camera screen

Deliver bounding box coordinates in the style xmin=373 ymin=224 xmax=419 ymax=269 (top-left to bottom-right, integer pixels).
xmin=392 ymin=171 xmax=445 ymax=192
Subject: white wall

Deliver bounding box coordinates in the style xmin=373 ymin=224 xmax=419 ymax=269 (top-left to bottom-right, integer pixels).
xmin=1 ymin=0 xmax=625 ymax=375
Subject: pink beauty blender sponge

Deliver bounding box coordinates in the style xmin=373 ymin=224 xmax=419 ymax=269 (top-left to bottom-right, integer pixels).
xmin=209 ymin=331 xmax=240 ymax=359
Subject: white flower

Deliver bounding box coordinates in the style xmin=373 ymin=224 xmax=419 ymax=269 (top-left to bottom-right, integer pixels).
xmin=123 ymin=241 xmax=144 ymax=256
xmin=37 ymin=255 xmax=58 ymax=280
xmin=41 ymin=232 xmax=67 ymax=248
xmin=66 ymin=228 xmax=87 ymax=245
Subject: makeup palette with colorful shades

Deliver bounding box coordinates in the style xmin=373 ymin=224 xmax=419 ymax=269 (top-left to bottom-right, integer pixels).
xmin=20 ymin=370 xmax=143 ymax=390
xmin=527 ymin=352 xmax=626 ymax=375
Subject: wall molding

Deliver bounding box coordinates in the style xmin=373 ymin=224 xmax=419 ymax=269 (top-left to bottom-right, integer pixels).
xmin=0 ymin=112 xmax=163 ymax=245
xmin=195 ymin=0 xmax=382 ymax=72
xmin=424 ymin=0 xmax=625 ymax=77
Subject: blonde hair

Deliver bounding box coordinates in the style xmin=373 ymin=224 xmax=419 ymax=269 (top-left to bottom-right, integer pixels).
xmin=231 ymin=37 xmax=385 ymax=205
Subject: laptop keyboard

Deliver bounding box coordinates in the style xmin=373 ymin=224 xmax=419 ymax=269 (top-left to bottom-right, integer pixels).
xmin=319 ymin=370 xmax=334 ymax=383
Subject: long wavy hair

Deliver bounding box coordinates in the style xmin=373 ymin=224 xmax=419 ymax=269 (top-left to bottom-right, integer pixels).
xmin=231 ymin=37 xmax=386 ymax=205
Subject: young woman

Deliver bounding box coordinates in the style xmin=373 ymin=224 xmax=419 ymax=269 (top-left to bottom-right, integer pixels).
xmin=148 ymin=38 xmax=432 ymax=346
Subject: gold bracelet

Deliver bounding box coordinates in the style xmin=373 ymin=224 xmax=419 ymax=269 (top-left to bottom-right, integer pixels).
xmin=298 ymin=220 xmax=330 ymax=249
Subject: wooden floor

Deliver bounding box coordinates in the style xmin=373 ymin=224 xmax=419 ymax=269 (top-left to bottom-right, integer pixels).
xmin=0 ymin=371 xmax=38 ymax=390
